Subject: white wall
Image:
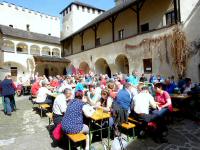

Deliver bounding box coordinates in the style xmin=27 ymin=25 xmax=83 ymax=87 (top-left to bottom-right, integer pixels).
xmin=180 ymin=0 xmax=199 ymax=22
xmin=183 ymin=1 xmax=200 ymax=83
xmin=61 ymin=4 xmax=103 ymax=38
xmin=0 ymin=2 xmax=60 ymax=37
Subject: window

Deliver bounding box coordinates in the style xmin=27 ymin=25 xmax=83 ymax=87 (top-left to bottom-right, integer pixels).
xmin=98 ymin=10 xmax=101 ymax=14
xmin=96 ymin=38 xmax=101 ymax=47
xmin=82 ymin=7 xmax=85 ymax=12
xmin=166 ymin=11 xmax=175 ymax=26
xmin=143 ymin=58 xmax=152 ymax=73
xmin=141 ymin=23 xmax=149 ymax=33
xmin=87 ymin=8 xmax=90 ymax=13
xmin=26 ymin=24 xmax=30 ymax=31
xmin=77 ymin=5 xmax=79 ymax=10
xmin=11 ymin=67 xmax=17 ymax=76
xmin=118 ymin=29 xmax=124 ymax=40
xmin=9 ymin=24 xmax=13 ymax=28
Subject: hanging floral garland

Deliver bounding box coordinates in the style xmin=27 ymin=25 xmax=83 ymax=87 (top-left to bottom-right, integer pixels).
xmin=171 ymin=26 xmax=189 ymax=77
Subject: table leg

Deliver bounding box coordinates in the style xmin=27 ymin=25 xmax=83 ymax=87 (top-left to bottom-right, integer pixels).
xmin=108 ymin=118 xmax=110 ymax=149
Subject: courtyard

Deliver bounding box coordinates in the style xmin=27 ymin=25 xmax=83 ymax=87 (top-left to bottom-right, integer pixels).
xmin=0 ymin=96 xmax=200 ymax=150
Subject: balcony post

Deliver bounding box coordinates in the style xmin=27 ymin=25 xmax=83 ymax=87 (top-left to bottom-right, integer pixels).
xmin=173 ymin=0 xmax=178 ymax=24
xmin=70 ymin=37 xmax=73 ymax=55
xmin=136 ymin=1 xmax=140 ymax=34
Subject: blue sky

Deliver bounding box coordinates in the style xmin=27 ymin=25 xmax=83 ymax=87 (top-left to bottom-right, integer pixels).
xmin=0 ymin=0 xmax=115 ymax=16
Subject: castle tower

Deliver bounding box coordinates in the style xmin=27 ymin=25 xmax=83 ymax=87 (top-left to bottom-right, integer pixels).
xmin=115 ymin=0 xmax=127 ymax=6
xmin=60 ymin=1 xmax=104 ymax=39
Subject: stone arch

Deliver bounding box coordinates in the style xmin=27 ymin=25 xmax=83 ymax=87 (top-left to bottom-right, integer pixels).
xmin=79 ymin=62 xmax=90 ymax=74
xmin=3 ymin=61 xmax=27 ymax=81
xmin=42 ymin=46 xmax=51 ymax=56
xmin=52 ymin=48 xmax=60 ymax=57
xmin=95 ymin=58 xmax=111 ymax=77
xmin=30 ymin=45 xmax=40 ymax=55
xmin=35 ymin=63 xmax=59 ymax=77
xmin=66 ymin=63 xmax=76 ymax=75
xmin=115 ymin=54 xmax=129 ymax=74
xmin=2 ymin=40 xmax=15 ymax=52
xmin=16 ymin=42 xmax=28 ymax=53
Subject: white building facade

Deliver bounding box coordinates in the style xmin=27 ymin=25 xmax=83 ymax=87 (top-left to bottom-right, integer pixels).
xmin=60 ymin=1 xmax=104 ymax=39
xmin=61 ymin=0 xmax=200 ymax=83
xmin=0 ymin=2 xmax=69 ymax=81
xmin=0 ymin=2 xmax=60 ymax=37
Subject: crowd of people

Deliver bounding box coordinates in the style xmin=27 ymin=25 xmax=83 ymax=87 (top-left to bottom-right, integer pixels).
xmin=0 ymin=71 xmax=199 ymax=149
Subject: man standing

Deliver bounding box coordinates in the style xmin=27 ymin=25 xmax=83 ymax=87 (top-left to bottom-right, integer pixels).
xmin=0 ymin=74 xmax=16 ymax=116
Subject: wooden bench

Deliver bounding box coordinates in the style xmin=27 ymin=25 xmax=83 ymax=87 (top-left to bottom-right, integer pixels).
xmin=67 ymin=133 xmax=86 ymax=150
xmin=38 ymin=104 xmax=51 ymax=117
xmin=121 ymin=122 xmax=136 ymax=141
xmin=46 ymin=112 xmax=53 ymax=125
xmin=173 ymin=107 xmax=180 ymax=112
xmin=128 ymin=117 xmax=143 ymax=125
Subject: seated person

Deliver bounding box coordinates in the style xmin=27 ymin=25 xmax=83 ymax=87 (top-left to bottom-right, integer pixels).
xmin=31 ymin=78 xmax=41 ymax=96
xmin=34 ymin=81 xmax=54 ymax=104
xmin=153 ymin=82 xmax=173 ymax=117
xmin=107 ymin=82 xmax=117 ymax=99
xmin=116 ymin=83 xmax=133 ymax=114
xmin=139 ymin=74 xmax=147 ymax=82
xmin=95 ymin=89 xmax=113 ymax=112
xmin=61 ymin=90 xmax=89 ymax=150
xmin=50 ymin=78 xmax=60 ymax=88
xmin=95 ymin=89 xmax=114 ymax=127
xmin=58 ymin=79 xmax=72 ymax=93
xmin=52 ymin=88 xmax=72 ymax=126
xmin=182 ymin=78 xmax=192 ymax=94
xmin=133 ymin=85 xmax=167 ymax=143
xmin=86 ymin=84 xmax=101 ymax=106
xmin=75 ymin=78 xmax=84 ymax=92
xmin=164 ymin=78 xmax=176 ymax=94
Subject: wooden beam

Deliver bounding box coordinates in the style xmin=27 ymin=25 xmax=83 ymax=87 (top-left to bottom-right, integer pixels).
xmin=177 ymin=0 xmax=181 ymax=22
xmin=173 ymin=0 xmax=178 ymax=24
xmin=139 ymin=0 xmax=146 ymax=10
xmin=92 ymin=25 xmax=98 ymax=47
xmin=136 ymin=1 xmax=140 ymax=33
xmin=70 ymin=37 xmax=73 ymax=55
xmin=108 ymin=15 xmax=118 ymax=42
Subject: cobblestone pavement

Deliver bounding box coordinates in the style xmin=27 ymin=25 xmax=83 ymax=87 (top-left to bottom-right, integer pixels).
xmin=0 ymin=96 xmax=200 ymax=150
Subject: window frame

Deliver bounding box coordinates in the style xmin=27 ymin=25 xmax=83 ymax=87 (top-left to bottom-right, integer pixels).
xmin=143 ymin=58 xmax=152 ymax=74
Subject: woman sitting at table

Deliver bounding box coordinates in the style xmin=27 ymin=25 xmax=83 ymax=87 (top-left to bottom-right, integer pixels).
xmin=61 ymin=90 xmax=89 ymax=150
xmin=95 ymin=89 xmax=114 ymax=127
xmin=153 ymin=82 xmax=173 ymax=117
xmin=95 ymin=89 xmax=113 ymax=112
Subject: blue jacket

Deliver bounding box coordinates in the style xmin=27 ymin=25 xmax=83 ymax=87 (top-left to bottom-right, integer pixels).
xmin=116 ymin=89 xmax=132 ymax=110
xmin=0 ymin=79 xmax=16 ymax=96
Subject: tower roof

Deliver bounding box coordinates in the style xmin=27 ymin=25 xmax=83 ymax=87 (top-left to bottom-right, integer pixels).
xmin=59 ymin=1 xmax=105 ymax=14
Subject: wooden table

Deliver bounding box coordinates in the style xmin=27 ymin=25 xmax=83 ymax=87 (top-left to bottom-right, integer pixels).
xmin=170 ymin=94 xmax=192 ymax=100
xmin=89 ymin=111 xmax=111 ymax=149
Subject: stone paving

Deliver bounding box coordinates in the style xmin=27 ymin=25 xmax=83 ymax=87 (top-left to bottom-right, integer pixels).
xmin=0 ymin=96 xmax=200 ymax=150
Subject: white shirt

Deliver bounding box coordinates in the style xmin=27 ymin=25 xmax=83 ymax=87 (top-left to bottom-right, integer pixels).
xmin=133 ymin=91 xmax=156 ymax=114
xmin=36 ymin=87 xmax=52 ymax=103
xmin=58 ymin=83 xmax=72 ymax=93
xmin=53 ymin=94 xmax=67 ymax=115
